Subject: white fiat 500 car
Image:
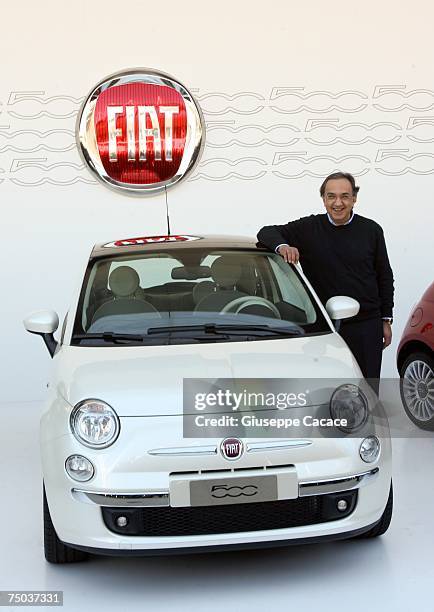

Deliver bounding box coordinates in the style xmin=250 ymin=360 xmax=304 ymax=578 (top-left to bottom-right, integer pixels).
xmin=24 ymin=234 xmax=392 ymax=563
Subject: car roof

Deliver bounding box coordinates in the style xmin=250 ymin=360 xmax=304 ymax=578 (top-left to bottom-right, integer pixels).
xmin=91 ymin=234 xmax=266 ymax=258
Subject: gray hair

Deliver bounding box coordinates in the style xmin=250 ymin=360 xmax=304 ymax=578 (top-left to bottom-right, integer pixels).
xmin=319 ymin=172 xmax=360 ymax=197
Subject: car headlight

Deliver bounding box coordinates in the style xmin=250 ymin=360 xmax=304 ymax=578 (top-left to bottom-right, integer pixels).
xmin=70 ymin=399 xmax=120 ymax=448
xmin=330 ymin=384 xmax=368 ymax=433
xmin=65 ymin=455 xmax=95 ymax=481
xmin=359 ymin=436 xmax=381 ymax=463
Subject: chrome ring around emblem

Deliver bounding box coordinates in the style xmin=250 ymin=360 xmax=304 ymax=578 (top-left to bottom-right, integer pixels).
xmin=76 ymin=67 xmax=206 ymax=197
xmin=220 ymin=438 xmax=244 ymax=461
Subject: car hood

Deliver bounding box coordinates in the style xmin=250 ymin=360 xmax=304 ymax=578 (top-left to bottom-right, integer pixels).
xmin=55 ymin=333 xmax=362 ymax=416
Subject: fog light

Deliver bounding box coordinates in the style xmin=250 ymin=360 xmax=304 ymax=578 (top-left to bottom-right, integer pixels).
xmin=116 ymin=516 xmax=128 ymax=527
xmin=65 ymin=455 xmax=95 ymax=482
xmin=337 ymin=499 xmax=348 ymax=512
xmin=360 ymin=436 xmax=381 ymax=463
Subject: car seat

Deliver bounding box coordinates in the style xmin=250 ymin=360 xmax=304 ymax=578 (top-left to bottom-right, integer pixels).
xmin=91 ymin=266 xmax=159 ymax=323
xmin=194 ymin=256 xmax=248 ymax=312
xmin=192 ymin=280 xmax=216 ymax=305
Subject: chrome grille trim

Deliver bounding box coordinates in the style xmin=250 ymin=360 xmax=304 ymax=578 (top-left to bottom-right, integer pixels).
xmin=72 ymin=468 xmax=378 ymax=507
xmin=298 ymin=468 xmax=379 ymax=497
xmin=148 ymin=445 xmax=217 ymax=456
xmin=148 ymin=439 xmax=312 ymax=457
xmin=247 ymin=440 xmax=313 ymax=452
xmin=72 ymin=489 xmax=169 ymax=507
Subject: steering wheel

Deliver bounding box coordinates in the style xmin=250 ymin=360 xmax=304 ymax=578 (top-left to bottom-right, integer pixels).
xmin=220 ymin=296 xmax=281 ymax=319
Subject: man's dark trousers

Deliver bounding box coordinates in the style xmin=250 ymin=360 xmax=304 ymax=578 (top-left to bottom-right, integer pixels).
xmin=339 ymin=317 xmax=383 ymax=394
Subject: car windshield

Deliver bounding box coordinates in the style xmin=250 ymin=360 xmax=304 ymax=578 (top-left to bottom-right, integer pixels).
xmin=71 ymin=247 xmax=331 ymax=345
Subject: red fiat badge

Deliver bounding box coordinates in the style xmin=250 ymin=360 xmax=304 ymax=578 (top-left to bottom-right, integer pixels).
xmin=76 ymin=68 xmax=205 ymax=195
xmin=103 ymin=235 xmax=201 ymax=248
xmin=221 ymin=438 xmax=244 ymax=461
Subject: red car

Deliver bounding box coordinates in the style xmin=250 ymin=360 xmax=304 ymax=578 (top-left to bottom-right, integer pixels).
xmin=397 ymin=282 xmax=434 ymax=430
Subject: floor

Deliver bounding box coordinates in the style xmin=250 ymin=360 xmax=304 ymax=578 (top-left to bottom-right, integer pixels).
xmin=1 ymin=401 xmax=433 ymax=612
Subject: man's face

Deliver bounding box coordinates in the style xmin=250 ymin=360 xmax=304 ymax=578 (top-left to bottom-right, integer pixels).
xmin=322 ymin=178 xmax=357 ymax=225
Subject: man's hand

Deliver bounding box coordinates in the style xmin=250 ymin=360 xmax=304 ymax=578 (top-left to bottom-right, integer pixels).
xmin=382 ymin=321 xmax=392 ymax=349
xmin=277 ymin=244 xmax=300 ymax=264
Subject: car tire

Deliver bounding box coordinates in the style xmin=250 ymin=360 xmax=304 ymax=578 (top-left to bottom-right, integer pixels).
xmin=43 ymin=484 xmax=89 ymax=563
xmin=400 ymin=352 xmax=434 ymax=431
xmin=354 ymin=482 xmax=393 ymax=539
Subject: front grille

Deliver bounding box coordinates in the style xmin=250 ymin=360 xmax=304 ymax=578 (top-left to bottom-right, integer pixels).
xmin=102 ymin=490 xmax=357 ymax=537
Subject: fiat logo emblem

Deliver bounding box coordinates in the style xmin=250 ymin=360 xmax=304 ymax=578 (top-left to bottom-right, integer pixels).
xmin=76 ymin=68 xmax=205 ymax=196
xmin=102 ymin=234 xmax=201 ymax=248
xmin=221 ymin=438 xmax=244 ymax=461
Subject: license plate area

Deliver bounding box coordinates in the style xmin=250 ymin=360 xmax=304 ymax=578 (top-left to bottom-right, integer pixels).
xmin=190 ymin=474 xmax=278 ymax=506
xmin=170 ymin=467 xmax=298 ymax=507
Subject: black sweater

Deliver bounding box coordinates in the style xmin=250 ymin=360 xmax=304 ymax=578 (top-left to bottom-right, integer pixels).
xmin=257 ymin=214 xmax=394 ymax=321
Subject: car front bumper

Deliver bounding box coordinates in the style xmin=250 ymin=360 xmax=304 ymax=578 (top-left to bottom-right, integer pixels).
xmin=42 ymin=415 xmax=392 ymax=553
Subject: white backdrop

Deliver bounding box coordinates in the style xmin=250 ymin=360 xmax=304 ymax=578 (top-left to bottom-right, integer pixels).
xmin=1 ymin=0 xmax=433 ymax=401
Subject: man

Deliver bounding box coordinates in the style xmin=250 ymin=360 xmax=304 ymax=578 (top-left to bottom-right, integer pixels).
xmin=257 ymin=172 xmax=394 ymax=389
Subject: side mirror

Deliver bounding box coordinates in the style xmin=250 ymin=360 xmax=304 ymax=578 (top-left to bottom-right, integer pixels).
xmin=23 ymin=310 xmax=59 ymax=357
xmin=325 ymin=296 xmax=360 ymax=331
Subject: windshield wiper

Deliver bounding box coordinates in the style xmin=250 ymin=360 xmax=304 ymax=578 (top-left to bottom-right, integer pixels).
xmin=207 ymin=324 xmax=302 ymax=336
xmin=73 ymin=332 xmax=146 ymax=344
xmin=147 ymin=324 xmax=303 ymax=337
xmin=73 ymin=330 xmax=229 ymax=345
xmin=73 ymin=324 xmax=303 ymax=344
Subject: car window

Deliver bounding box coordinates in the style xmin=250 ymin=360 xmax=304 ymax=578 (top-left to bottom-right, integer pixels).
xmin=72 ymin=248 xmax=330 ymax=345
xmin=268 ymin=258 xmax=317 ymax=322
